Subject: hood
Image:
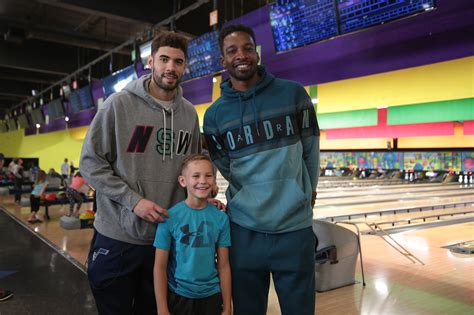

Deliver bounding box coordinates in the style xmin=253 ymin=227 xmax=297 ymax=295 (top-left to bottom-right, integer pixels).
xmin=220 ymin=65 xmax=274 ymax=134
xmin=123 ymin=73 xmax=184 ymax=113
xmin=220 ymin=65 xmax=274 ymax=100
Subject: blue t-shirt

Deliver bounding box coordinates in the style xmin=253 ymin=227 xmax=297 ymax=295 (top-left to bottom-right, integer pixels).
xmin=153 ymin=201 xmax=231 ymax=299
xmin=31 ymin=181 xmax=48 ymax=196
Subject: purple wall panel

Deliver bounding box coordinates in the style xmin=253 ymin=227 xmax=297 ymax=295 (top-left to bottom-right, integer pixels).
xmin=136 ymin=61 xmax=150 ymax=78
xmin=66 ymin=105 xmax=97 ymax=128
xmin=39 ymin=105 xmax=66 ymax=134
xmin=91 ymin=80 xmax=105 ymax=103
xmin=181 ymin=74 xmax=214 ymax=105
xmin=225 ymin=0 xmax=473 ymax=86
xmin=39 ymin=117 xmax=66 ymax=134
xmin=24 ymin=112 xmax=35 ymax=136
xmin=25 ymin=125 xmax=36 ymax=136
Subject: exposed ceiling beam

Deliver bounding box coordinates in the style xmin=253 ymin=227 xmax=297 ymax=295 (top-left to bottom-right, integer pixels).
xmin=0 ymin=73 xmax=57 ymax=85
xmin=37 ymin=0 xmax=159 ymax=25
xmin=27 ymin=28 xmax=132 ymax=54
xmin=0 ymin=79 xmax=43 ymax=97
xmin=10 ymin=0 xmax=211 ymax=111
xmin=1 ymin=18 xmax=131 ymax=54
xmin=0 ymin=40 xmax=79 ymax=76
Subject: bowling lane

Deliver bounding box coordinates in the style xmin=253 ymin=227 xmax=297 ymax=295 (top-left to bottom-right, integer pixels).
xmin=317 ymin=183 xmax=472 ymax=200
xmin=317 ymin=181 xmax=461 ymax=192
xmin=314 ymin=192 xmax=474 ymax=219
xmin=316 ymin=187 xmax=474 ymax=207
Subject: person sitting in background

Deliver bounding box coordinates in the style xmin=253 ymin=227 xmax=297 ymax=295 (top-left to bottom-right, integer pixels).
xmin=27 ymin=170 xmax=48 ymax=223
xmin=0 ymin=153 xmax=5 ymax=179
xmin=12 ymin=159 xmax=24 ymax=204
xmin=47 ymin=168 xmax=65 ymax=187
xmin=66 ymin=172 xmax=91 ymax=217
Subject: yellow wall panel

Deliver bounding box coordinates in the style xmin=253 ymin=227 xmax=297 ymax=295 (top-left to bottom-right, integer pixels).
xmin=318 ymin=56 xmax=474 ymax=113
xmin=0 ymin=127 xmax=86 ymax=172
xmin=320 ymin=131 xmax=392 ymax=150
xmin=398 ymin=123 xmax=474 ymax=149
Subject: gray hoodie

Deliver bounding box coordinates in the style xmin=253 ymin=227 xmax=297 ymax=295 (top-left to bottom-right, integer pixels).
xmin=80 ymin=74 xmax=201 ymax=245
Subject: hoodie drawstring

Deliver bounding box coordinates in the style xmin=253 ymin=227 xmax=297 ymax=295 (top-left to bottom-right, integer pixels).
xmin=162 ymin=109 xmax=166 ymax=161
xmin=251 ymin=88 xmax=260 ymax=137
xmin=161 ymin=108 xmax=174 ymax=161
xmin=238 ymin=89 xmax=260 ymax=137
xmin=238 ymin=94 xmax=244 ymax=136
xmin=171 ymin=108 xmax=174 ymax=160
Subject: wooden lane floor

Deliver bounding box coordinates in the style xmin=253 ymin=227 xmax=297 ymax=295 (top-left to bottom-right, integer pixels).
xmin=265 ymin=222 xmax=474 ymax=315
xmin=2 ymin=181 xmax=473 ymax=314
xmin=314 ymin=190 xmax=474 ymax=220
xmin=317 ymin=183 xmax=473 ymax=199
xmin=312 ymin=222 xmax=474 ymax=315
xmin=0 ymin=207 xmax=96 ymax=314
xmin=0 ymin=195 xmax=94 ymax=265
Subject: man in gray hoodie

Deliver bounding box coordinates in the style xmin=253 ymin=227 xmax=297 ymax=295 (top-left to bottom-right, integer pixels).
xmin=80 ymin=31 xmax=201 ymax=314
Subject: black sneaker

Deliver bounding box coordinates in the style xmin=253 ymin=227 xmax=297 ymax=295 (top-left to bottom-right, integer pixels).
xmin=0 ymin=290 xmax=13 ymax=301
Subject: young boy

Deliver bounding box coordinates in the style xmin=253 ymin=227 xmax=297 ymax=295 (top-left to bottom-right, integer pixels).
xmin=153 ymin=154 xmax=231 ymax=315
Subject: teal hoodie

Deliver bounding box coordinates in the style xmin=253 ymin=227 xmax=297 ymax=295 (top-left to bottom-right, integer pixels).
xmin=204 ymin=66 xmax=320 ymax=233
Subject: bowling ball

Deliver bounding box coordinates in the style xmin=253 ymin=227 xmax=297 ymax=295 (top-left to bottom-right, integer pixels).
xmin=44 ymin=193 xmax=57 ymax=201
xmin=80 ymin=210 xmax=95 ymax=220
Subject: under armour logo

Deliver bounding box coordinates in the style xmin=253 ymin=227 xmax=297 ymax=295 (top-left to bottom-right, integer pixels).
xmin=92 ymin=248 xmax=109 ymax=261
xmin=180 ymin=222 xmax=209 ymax=248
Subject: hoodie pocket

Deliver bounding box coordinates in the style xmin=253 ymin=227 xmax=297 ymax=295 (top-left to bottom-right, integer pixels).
xmin=229 ymin=179 xmax=309 ymax=229
xmin=119 ymin=179 xmax=182 ymax=242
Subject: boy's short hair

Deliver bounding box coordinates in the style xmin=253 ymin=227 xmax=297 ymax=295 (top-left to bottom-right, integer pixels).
xmin=151 ymin=31 xmax=188 ymax=60
xmin=181 ymin=154 xmax=212 ymax=174
xmin=218 ymin=24 xmax=257 ymax=54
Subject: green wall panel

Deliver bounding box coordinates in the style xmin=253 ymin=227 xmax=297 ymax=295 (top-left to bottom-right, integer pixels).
xmin=388 ymin=98 xmax=474 ymax=125
xmin=318 ymin=108 xmax=378 ymax=129
xmin=309 ymin=85 xmax=318 ymax=99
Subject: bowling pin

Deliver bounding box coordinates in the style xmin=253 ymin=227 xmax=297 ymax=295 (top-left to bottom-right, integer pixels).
xmin=469 ymin=175 xmax=473 ymax=184
xmin=409 ymin=173 xmax=413 ymax=182
xmin=464 ymin=174 xmax=468 ymax=184
xmin=405 ymin=172 xmax=409 ymax=180
xmin=458 ymin=174 xmax=463 ymax=183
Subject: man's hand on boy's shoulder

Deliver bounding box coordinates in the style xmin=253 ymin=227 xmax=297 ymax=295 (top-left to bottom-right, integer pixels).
xmin=133 ymin=198 xmax=170 ymax=222
xmin=208 ymin=198 xmax=226 ymax=211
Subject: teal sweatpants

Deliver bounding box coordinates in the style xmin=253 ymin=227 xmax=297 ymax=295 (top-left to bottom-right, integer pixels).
xmin=229 ymin=223 xmax=316 ymax=315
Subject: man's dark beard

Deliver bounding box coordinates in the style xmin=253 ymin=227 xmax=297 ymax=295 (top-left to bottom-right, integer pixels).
xmin=152 ymin=69 xmax=181 ymax=91
xmin=227 ymin=64 xmax=258 ymax=81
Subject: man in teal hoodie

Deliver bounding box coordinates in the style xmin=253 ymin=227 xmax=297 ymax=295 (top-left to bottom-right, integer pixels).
xmin=81 ymin=32 xmax=201 ymax=314
xmin=204 ymin=24 xmax=320 ymax=315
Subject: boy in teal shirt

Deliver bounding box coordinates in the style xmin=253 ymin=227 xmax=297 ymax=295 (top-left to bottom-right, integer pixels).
xmin=153 ymin=154 xmax=231 ymax=315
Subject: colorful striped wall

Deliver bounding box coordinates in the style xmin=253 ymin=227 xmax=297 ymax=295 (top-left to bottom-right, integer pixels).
xmin=192 ymin=56 xmax=474 ymax=149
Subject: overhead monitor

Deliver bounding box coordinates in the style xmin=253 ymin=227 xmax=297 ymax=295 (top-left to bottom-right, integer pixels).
xmin=184 ymin=30 xmax=223 ymax=80
xmin=16 ymin=114 xmax=30 ymax=129
xmin=30 ymin=108 xmax=45 ymax=125
xmin=102 ymin=65 xmax=138 ymax=98
xmin=270 ymin=0 xmax=339 ymax=53
xmin=139 ymin=40 xmax=152 ymax=69
xmin=61 ymin=84 xmax=72 ymax=100
xmin=46 ymin=98 xmax=65 ymax=120
xmin=6 ymin=119 xmax=17 ymax=131
xmin=69 ymin=85 xmax=94 ymax=113
xmin=337 ymin=0 xmax=436 ymax=34
xmin=68 ymin=90 xmax=82 ymax=113
xmin=77 ymin=85 xmax=94 ymax=110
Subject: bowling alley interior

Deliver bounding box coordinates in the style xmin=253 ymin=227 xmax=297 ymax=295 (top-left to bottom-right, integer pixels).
xmin=0 ymin=0 xmax=473 ymax=314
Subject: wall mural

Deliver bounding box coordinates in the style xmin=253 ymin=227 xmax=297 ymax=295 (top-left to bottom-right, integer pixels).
xmin=320 ymin=151 xmax=473 ymax=172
